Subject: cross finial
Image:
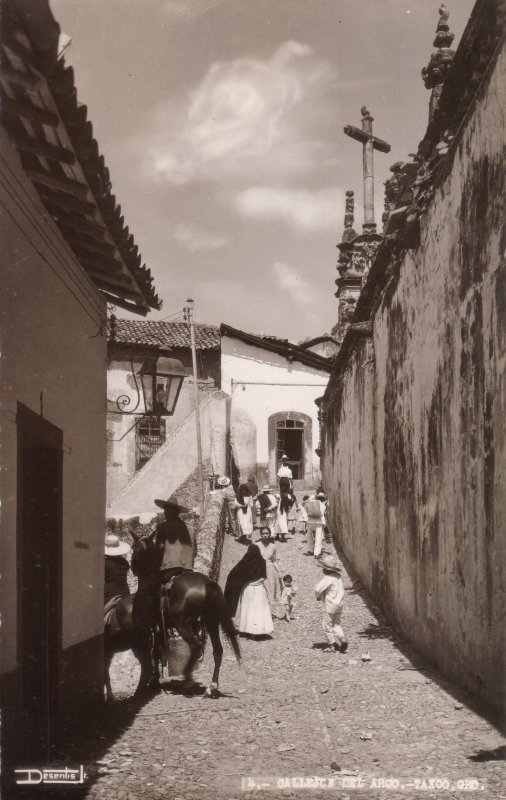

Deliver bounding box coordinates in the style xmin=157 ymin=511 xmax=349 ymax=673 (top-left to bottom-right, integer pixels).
xmin=343 ymin=108 xmax=391 ymax=233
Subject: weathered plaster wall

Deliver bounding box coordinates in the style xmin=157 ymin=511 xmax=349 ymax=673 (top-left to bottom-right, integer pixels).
xmin=221 ymin=337 xmax=328 ymax=487
xmin=322 ymin=47 xmax=506 ymax=710
xmin=0 ymin=131 xmax=105 ymax=698
xmin=107 ymin=392 xmax=227 ymax=518
xmin=107 ymin=357 xmax=218 ymax=504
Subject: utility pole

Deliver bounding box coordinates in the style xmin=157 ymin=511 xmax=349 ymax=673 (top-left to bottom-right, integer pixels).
xmin=185 ymin=298 xmax=204 ymax=518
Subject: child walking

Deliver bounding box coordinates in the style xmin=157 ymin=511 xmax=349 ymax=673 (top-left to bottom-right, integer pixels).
xmin=280 ymin=574 xmax=297 ymax=621
xmin=297 ymin=496 xmax=309 ymax=535
xmin=314 ymin=554 xmax=348 ymax=652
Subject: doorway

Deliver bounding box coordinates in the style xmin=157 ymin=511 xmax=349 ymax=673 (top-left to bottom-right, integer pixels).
xmin=17 ymin=404 xmax=62 ymax=760
xmin=276 ymin=419 xmax=304 ymax=479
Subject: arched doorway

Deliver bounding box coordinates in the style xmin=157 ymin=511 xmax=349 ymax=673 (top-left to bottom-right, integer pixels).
xmin=268 ymin=411 xmax=313 ymax=486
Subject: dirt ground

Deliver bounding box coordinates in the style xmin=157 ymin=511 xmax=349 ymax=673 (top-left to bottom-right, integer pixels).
xmin=52 ymin=527 xmax=505 ymax=800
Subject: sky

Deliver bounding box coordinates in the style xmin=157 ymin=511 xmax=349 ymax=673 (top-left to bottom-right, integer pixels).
xmin=51 ymin=0 xmax=475 ymax=341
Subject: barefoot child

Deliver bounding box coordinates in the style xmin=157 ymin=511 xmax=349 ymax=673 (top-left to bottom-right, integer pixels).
xmin=280 ymin=574 xmax=297 ymax=621
xmin=314 ymin=554 xmax=348 ymax=652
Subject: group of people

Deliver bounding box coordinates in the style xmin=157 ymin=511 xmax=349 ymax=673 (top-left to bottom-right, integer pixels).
xmin=104 ymin=480 xmax=348 ymax=657
xmin=215 ymin=455 xmax=328 ymax=554
xmin=223 ymin=530 xmax=347 ymax=653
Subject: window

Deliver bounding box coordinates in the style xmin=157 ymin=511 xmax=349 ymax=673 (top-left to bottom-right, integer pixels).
xmin=135 ymin=415 xmax=166 ymax=471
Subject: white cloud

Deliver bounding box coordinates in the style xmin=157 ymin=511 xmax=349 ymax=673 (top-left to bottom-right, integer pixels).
xmin=235 ymin=186 xmax=343 ymax=232
xmin=173 ymin=223 xmax=229 ymax=252
xmin=272 ymin=262 xmax=318 ymax=309
xmin=162 ymin=0 xmax=228 ymax=20
xmin=147 ymin=41 xmax=336 ymax=185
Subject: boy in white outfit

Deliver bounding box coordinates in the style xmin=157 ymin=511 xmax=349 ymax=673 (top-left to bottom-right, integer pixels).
xmin=314 ymin=554 xmax=348 ymax=653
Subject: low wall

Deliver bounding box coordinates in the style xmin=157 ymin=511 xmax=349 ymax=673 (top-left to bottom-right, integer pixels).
xmin=194 ymin=492 xmax=226 ymax=582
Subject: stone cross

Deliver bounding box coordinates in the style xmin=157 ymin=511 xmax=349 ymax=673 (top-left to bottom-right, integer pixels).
xmin=343 ymin=107 xmax=391 ymax=233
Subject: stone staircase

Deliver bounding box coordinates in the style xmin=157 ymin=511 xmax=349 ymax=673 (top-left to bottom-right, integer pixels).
xmin=107 ymin=391 xmax=227 ymax=520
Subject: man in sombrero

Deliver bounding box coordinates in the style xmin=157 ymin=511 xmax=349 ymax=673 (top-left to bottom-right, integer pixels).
xmin=133 ymin=496 xmax=194 ymax=630
xmin=153 ymin=495 xmax=194 ymax=583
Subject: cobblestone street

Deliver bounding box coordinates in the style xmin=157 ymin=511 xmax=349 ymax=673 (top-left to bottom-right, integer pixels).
xmin=56 ymin=529 xmax=505 ymax=800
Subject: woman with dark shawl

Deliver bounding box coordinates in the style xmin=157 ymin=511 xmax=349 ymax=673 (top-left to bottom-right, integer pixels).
xmin=224 ymin=544 xmax=274 ymax=637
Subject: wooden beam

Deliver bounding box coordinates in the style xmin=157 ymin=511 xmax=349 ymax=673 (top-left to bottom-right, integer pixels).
xmin=78 ymin=255 xmax=124 ymax=276
xmin=11 ymin=131 xmax=76 ymax=164
xmin=1 ymin=94 xmax=59 ymax=127
xmin=0 ymin=64 xmax=41 ymax=91
xmin=38 ymin=188 xmax=97 ymax=215
xmin=25 ymin=166 xmax=89 ymax=200
xmin=1 ymin=35 xmax=33 ymax=66
xmin=46 ymin=210 xmax=108 ymax=239
xmin=99 ymin=291 xmax=149 ymax=316
xmin=86 ymin=275 xmax=142 ymax=302
xmin=58 ymin=229 xmax=116 ymax=258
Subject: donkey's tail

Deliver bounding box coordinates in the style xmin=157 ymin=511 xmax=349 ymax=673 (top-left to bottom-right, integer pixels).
xmin=206 ymin=581 xmax=241 ymax=664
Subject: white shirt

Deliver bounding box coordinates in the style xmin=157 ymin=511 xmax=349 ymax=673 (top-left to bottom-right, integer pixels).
xmin=277 ymin=465 xmax=293 ymax=479
xmin=306 ymin=498 xmax=326 ymax=526
xmin=315 ymin=574 xmax=344 ymax=613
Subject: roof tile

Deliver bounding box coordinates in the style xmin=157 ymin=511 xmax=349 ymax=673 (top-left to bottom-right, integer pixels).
xmin=110 ymin=319 xmax=220 ymax=350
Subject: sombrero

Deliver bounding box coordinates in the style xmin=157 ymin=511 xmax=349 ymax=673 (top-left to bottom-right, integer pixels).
xmin=154 ymin=496 xmax=190 ymax=514
xmin=316 ymin=554 xmax=341 ymax=573
xmin=217 ymin=476 xmax=231 ymax=487
xmin=105 ymin=534 xmax=130 ymax=557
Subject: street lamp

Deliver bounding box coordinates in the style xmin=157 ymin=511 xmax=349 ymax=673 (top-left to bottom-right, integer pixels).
xmin=115 ymin=354 xmax=186 ymax=416
xmin=139 ymin=356 xmax=186 ymax=416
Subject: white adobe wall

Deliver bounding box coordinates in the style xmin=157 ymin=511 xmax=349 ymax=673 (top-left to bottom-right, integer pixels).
xmin=0 ymin=129 xmax=106 ymax=699
xmin=221 ymin=336 xmax=329 ymax=486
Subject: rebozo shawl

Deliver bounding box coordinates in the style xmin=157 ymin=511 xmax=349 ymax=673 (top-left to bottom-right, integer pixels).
xmin=224 ymin=543 xmax=267 ymax=615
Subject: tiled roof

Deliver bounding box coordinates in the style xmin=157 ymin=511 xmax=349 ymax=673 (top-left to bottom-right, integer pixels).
xmin=220 ymin=324 xmax=333 ymax=372
xmin=109 ymin=318 xmax=221 ymax=350
xmin=0 ymin=0 xmax=160 ymax=315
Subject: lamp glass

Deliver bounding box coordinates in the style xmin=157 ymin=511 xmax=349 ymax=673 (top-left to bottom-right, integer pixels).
xmin=140 ymin=356 xmax=186 ymax=416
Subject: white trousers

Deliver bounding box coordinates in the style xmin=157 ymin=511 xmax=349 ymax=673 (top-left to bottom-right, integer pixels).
xmin=322 ymin=607 xmax=345 ymax=645
xmin=308 ymin=523 xmax=324 ymax=556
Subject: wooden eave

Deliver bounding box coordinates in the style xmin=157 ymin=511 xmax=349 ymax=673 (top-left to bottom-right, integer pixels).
xmin=0 ymin=13 xmax=160 ymax=316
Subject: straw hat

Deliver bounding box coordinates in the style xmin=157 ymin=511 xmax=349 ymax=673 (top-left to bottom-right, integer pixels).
xmin=217 ymin=476 xmax=231 ymax=487
xmin=281 ymin=455 xmax=288 ymax=460
xmin=154 ymin=496 xmax=190 ymax=514
xmin=105 ymin=534 xmax=130 ymax=557
xmin=316 ymin=554 xmax=341 ymax=573
xmin=261 ymin=484 xmax=271 ymax=492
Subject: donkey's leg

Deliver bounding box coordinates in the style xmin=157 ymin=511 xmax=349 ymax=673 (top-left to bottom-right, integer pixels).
xmin=104 ymin=648 xmax=114 ymax=702
xmin=174 ymin=618 xmax=203 ymax=687
xmin=203 ymin=616 xmax=222 ymax=698
xmin=132 ymin=633 xmax=156 ymax=695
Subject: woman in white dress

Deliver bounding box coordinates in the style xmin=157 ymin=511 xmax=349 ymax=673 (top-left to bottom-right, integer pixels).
xmin=274 ymin=493 xmax=293 ymax=541
xmin=235 ymin=482 xmax=254 ymax=542
xmin=256 ymin=527 xmax=282 ymax=606
xmin=224 ymin=544 xmax=274 ymax=637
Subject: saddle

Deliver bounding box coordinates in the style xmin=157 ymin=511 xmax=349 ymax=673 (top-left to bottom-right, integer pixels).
xmin=104 ymin=595 xmax=133 ymax=635
xmin=160 ymin=568 xmax=193 ymax=605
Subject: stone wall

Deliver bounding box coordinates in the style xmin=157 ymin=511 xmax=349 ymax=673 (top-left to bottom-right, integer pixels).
xmin=322 ymin=30 xmax=505 ymax=711
xmin=194 ymin=492 xmax=226 ymax=582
